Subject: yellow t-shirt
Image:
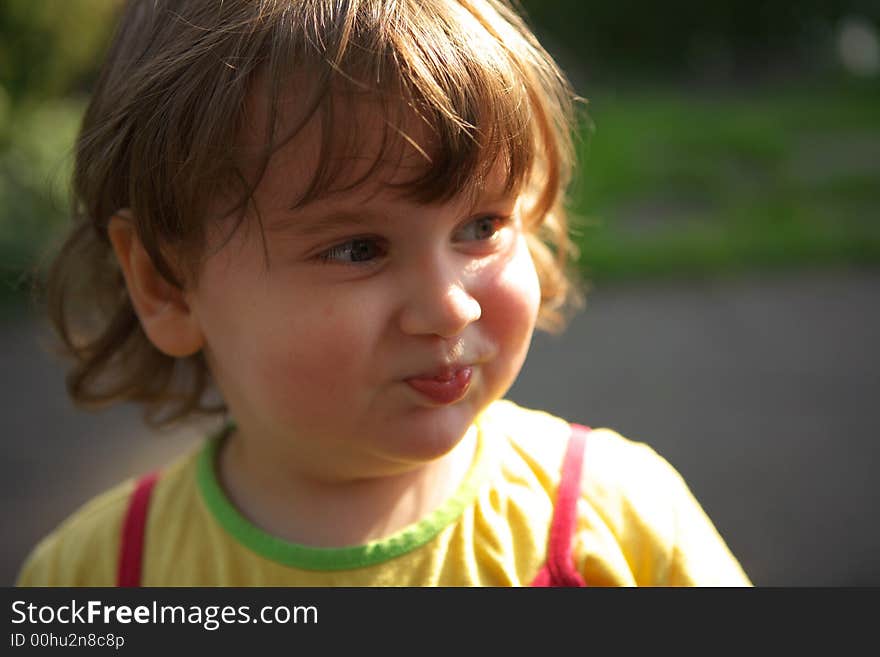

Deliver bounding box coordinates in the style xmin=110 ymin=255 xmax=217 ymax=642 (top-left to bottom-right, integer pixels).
xmin=17 ymin=400 xmax=751 ymax=586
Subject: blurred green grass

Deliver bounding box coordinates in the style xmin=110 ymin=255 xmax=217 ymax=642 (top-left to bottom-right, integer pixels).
xmin=570 ymin=78 xmax=880 ymax=280
xmin=1 ymin=79 xmax=878 ymax=312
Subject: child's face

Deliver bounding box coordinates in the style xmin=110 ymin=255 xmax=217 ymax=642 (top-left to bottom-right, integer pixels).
xmin=185 ymin=95 xmax=541 ymax=479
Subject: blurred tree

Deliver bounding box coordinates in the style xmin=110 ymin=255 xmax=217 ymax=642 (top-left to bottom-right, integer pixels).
xmin=519 ymin=0 xmax=880 ymax=82
xmin=0 ymin=0 xmax=121 ymax=106
xmin=0 ymin=1 xmax=121 ymax=302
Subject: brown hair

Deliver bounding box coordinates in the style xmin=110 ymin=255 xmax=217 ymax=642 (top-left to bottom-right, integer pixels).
xmin=46 ymin=0 xmax=583 ymax=427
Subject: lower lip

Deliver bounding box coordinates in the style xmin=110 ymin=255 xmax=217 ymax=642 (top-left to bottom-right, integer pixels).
xmin=405 ymin=367 xmax=473 ymax=405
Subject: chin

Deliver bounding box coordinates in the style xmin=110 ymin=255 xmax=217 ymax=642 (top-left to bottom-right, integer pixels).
xmin=388 ymin=404 xmax=476 ymax=463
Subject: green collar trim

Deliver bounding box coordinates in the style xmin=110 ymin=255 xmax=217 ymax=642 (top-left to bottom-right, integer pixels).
xmin=196 ymin=424 xmax=488 ymax=571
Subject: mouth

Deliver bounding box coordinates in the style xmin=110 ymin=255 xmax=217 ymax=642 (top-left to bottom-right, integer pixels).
xmin=404 ymin=366 xmax=473 ymax=405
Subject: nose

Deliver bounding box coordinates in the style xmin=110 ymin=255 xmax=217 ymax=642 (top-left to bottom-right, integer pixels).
xmin=398 ymin=261 xmax=482 ymax=338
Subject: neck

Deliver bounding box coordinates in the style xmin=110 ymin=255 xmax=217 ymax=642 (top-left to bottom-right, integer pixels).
xmin=215 ymin=426 xmax=478 ymax=548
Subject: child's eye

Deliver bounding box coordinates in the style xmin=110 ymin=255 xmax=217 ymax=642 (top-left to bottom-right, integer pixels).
xmin=453 ymin=215 xmax=509 ymax=243
xmin=317 ymin=237 xmax=387 ymax=264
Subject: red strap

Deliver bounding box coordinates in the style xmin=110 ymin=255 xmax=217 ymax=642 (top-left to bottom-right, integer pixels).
xmin=531 ymin=424 xmax=590 ymax=587
xmin=117 ymin=471 xmax=160 ymax=587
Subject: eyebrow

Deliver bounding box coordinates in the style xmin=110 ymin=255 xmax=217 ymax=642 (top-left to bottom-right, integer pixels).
xmin=270 ymin=186 xmax=518 ymax=238
xmin=269 ymin=209 xmax=385 ymax=238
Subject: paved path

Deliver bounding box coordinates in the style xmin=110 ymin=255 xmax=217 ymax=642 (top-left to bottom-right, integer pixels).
xmin=3 ymin=268 xmax=879 ymax=585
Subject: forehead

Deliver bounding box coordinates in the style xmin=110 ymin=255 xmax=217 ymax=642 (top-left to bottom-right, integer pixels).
xmin=238 ymin=75 xmax=452 ymax=214
xmin=232 ymin=55 xmax=533 ymax=220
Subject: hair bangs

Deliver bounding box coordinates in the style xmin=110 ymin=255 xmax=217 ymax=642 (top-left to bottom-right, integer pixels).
xmin=259 ymin=0 xmax=539 ymax=209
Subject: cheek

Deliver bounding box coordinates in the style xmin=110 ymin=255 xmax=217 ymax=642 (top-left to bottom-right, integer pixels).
xmin=255 ymin=298 xmax=378 ymax=409
xmin=262 ymin=324 xmax=342 ymax=389
xmin=480 ymin=238 xmax=541 ymax=353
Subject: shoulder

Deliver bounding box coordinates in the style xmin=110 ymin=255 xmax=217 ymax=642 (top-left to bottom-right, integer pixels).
xmin=579 ymin=427 xmax=686 ymax=543
xmin=485 ymin=400 xmax=693 ymax=508
xmin=581 ymin=428 xmax=751 ymax=585
xmin=16 ymin=445 xmax=202 ymax=587
xmin=484 ymin=401 xmax=750 ymax=585
xmin=481 ymin=399 xmax=670 ymax=496
xmin=16 ymin=478 xmax=135 ymax=586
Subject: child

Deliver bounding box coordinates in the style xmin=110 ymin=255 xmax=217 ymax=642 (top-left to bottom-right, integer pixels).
xmin=18 ymin=0 xmax=750 ymax=587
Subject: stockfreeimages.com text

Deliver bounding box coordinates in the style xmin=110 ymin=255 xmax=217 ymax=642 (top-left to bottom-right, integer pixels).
xmin=11 ymin=600 xmax=317 ymax=631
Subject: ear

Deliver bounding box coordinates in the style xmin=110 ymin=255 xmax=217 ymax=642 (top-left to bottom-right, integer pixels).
xmin=108 ymin=212 xmax=205 ymax=357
